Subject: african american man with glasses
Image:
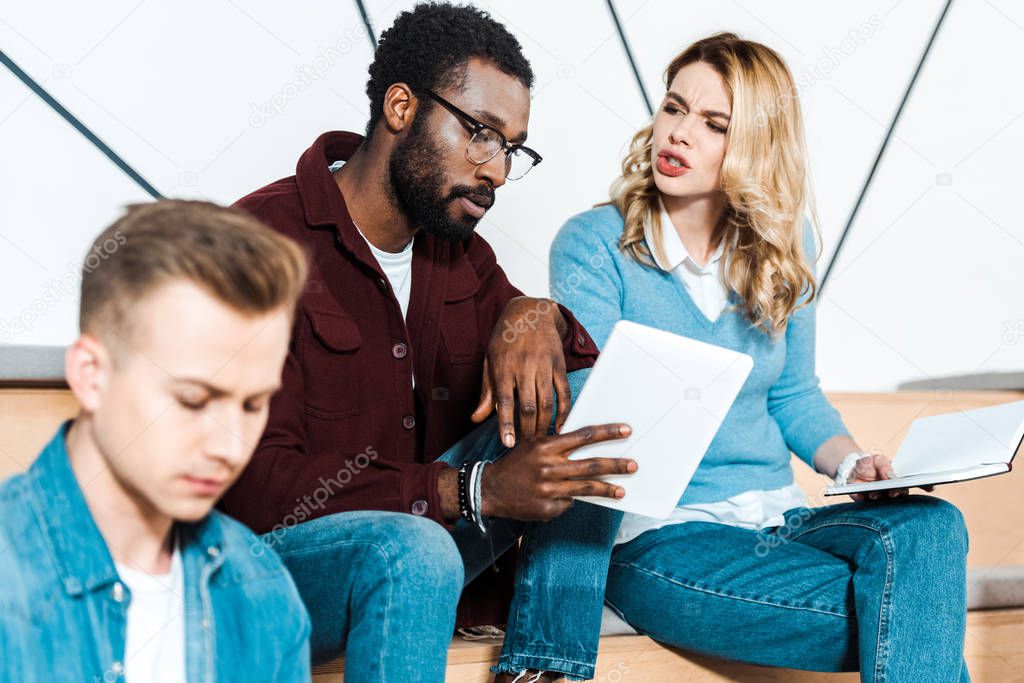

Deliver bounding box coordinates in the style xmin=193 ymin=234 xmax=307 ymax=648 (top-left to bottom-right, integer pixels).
xmin=221 ymin=4 xmax=636 ymax=682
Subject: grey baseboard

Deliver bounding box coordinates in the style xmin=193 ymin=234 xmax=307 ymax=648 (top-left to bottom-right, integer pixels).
xmin=0 ymin=345 xmax=67 ymax=387
xmin=898 ymin=372 xmax=1024 ymax=392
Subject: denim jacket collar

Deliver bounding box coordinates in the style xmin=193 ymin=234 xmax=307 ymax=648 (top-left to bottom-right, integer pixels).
xmin=27 ymin=421 xmax=227 ymax=597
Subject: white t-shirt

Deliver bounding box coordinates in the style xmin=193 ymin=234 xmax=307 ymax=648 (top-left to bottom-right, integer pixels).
xmin=356 ymin=225 xmax=416 ymax=389
xmin=615 ymin=203 xmax=808 ymax=545
xmin=360 ymin=229 xmax=414 ymax=320
xmin=331 ymin=161 xmax=416 ymax=320
xmin=116 ymin=542 xmax=186 ymax=683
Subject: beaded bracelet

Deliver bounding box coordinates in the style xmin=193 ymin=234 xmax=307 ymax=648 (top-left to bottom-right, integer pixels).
xmin=457 ymin=462 xmax=474 ymax=525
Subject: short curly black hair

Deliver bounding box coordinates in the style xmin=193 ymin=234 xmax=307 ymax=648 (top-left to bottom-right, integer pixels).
xmin=364 ymin=2 xmax=534 ymax=138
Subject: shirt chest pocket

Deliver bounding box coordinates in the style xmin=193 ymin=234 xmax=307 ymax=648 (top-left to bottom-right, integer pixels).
xmin=440 ymin=260 xmax=483 ymax=364
xmin=300 ymin=305 xmax=363 ymax=419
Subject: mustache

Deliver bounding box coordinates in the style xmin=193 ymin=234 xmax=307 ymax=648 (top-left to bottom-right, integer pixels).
xmin=448 ymin=184 xmax=495 ymax=209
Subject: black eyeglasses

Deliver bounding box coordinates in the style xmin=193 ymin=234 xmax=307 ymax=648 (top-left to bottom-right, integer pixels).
xmin=424 ymin=89 xmax=542 ymax=181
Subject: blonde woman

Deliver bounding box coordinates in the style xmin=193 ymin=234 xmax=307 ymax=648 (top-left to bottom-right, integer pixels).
xmin=550 ymin=33 xmax=969 ymax=681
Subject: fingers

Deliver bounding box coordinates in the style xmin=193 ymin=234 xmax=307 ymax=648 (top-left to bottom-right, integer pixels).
xmin=552 ymin=365 xmax=571 ymax=435
xmin=873 ymin=454 xmax=896 ymax=479
xmin=535 ymin=367 xmax=556 ymax=440
xmin=554 ymin=479 xmax=627 ymax=500
xmin=854 ymin=486 xmax=909 ymax=502
xmin=551 ymin=423 xmax=632 ymax=452
xmin=470 ymin=361 xmax=494 ymax=424
xmin=851 ymin=455 xmax=877 ymax=481
xmin=516 ymin=371 xmax=539 ymax=442
xmin=494 ymin=372 xmax=517 ymax=448
xmin=550 ymin=456 xmax=638 ymax=479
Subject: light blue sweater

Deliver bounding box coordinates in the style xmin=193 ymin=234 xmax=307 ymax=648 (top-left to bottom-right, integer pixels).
xmin=550 ymin=204 xmax=849 ymax=505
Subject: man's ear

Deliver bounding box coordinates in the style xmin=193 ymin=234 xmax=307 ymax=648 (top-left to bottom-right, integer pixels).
xmin=65 ymin=333 xmax=111 ymax=413
xmin=381 ymin=82 xmax=420 ymax=134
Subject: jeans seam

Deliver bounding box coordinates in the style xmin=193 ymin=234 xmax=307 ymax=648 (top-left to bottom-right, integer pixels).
xmin=609 ymin=560 xmax=851 ymax=618
xmin=500 ymin=534 xmax=535 ymax=664
xmin=493 ymin=653 xmax=596 ymax=680
xmin=275 ymin=538 xmax=389 ymax=560
xmin=279 ymin=538 xmax=394 ymax=677
xmin=784 ymin=518 xmax=894 ymax=682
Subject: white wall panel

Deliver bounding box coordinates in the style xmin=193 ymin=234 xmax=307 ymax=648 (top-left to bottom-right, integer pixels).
xmin=0 ymin=66 xmax=151 ymax=346
xmin=0 ymin=0 xmax=1019 ymax=391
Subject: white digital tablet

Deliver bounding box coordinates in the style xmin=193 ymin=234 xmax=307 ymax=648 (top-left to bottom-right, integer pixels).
xmin=562 ymin=320 xmax=753 ymax=519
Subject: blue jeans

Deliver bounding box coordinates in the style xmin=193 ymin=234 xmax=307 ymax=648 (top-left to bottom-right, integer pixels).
xmin=439 ymin=413 xmax=621 ymax=681
xmin=263 ymin=510 xmax=464 ymax=682
xmin=606 ymin=496 xmax=970 ymax=682
xmin=272 ymin=370 xmax=621 ymax=681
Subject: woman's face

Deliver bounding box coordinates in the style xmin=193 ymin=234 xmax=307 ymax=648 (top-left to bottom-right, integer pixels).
xmin=650 ymin=61 xmax=731 ymax=200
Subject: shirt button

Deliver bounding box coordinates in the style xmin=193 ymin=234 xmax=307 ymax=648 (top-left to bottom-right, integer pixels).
xmin=411 ymin=499 xmax=429 ymax=516
xmin=110 ymin=661 xmax=125 ymax=675
xmin=392 ymin=342 xmax=408 ymax=359
xmin=377 ymin=277 xmax=387 ymax=291
xmin=402 ymin=414 xmax=416 ymax=429
xmin=207 ymin=546 xmax=220 ymax=558
xmin=577 ymin=333 xmax=587 ymax=346
xmin=111 ymin=582 xmax=125 ymax=603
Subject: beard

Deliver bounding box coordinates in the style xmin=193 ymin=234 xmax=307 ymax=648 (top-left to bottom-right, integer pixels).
xmin=389 ymin=114 xmax=495 ymax=243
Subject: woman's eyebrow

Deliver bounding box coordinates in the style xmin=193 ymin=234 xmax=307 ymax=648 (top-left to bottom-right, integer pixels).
xmin=665 ymin=90 xmax=731 ymax=121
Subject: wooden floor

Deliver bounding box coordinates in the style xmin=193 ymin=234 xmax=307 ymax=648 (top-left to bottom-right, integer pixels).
xmin=311 ymin=608 xmax=1024 ymax=682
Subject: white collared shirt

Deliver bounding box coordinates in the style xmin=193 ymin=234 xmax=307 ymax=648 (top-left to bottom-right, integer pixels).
xmin=645 ymin=201 xmax=728 ymax=322
xmin=616 ymin=203 xmax=808 ymax=545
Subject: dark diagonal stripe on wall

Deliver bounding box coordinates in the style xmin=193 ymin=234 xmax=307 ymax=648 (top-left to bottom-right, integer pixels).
xmin=821 ymin=0 xmax=954 ymax=292
xmin=0 ymin=48 xmax=162 ymax=199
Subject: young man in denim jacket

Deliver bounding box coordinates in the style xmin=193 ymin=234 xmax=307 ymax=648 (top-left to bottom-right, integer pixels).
xmin=0 ymin=201 xmax=312 ymax=682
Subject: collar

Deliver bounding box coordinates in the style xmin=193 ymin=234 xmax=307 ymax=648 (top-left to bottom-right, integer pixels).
xmin=295 ymin=130 xmax=367 ymax=256
xmin=645 ymin=198 xmax=725 ymax=273
xmin=28 ymin=421 xmax=226 ymax=597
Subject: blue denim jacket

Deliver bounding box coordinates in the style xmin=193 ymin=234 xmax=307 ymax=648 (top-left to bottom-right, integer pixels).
xmin=0 ymin=423 xmax=312 ymax=682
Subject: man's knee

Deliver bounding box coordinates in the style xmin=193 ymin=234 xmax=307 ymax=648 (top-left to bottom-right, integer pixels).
xmin=372 ymin=513 xmax=465 ymax=595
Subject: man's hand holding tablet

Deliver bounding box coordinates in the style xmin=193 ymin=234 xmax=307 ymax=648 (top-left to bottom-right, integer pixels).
xmin=481 ymin=424 xmax=636 ymax=521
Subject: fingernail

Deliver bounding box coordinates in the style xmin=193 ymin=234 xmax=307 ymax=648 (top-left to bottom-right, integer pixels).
xmin=619 ymin=424 xmax=632 ymax=435
xmin=616 ymin=488 xmax=625 ymax=498
xmin=627 ymin=461 xmax=638 ymax=472
xmin=503 ymin=434 xmax=514 ymax=448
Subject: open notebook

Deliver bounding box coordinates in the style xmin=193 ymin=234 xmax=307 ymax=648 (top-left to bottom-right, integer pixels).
xmin=826 ymin=400 xmax=1024 ymax=496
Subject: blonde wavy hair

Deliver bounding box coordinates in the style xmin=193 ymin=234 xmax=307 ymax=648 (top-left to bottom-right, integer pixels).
xmin=611 ymin=32 xmax=818 ymax=336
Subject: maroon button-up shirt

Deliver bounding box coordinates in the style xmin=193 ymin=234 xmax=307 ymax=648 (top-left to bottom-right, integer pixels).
xmin=220 ymin=131 xmax=599 ymax=623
